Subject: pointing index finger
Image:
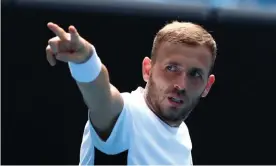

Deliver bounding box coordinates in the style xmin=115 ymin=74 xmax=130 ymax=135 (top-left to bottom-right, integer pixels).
xmin=47 ymin=22 xmax=68 ymax=41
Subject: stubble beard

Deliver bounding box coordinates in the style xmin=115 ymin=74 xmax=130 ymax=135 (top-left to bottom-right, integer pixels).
xmin=145 ymin=74 xmax=202 ymax=125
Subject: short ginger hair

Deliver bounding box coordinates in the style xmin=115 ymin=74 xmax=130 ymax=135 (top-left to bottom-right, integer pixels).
xmin=151 ymin=21 xmax=217 ymax=73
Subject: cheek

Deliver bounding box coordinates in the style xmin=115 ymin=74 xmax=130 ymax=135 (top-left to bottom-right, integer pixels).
xmin=154 ymin=79 xmax=168 ymax=95
xmin=150 ymin=75 xmax=169 ymax=99
xmin=159 ymin=70 xmax=176 ymax=87
xmin=189 ymin=78 xmax=202 ymax=88
xmin=153 ymin=70 xmax=169 ymax=87
xmin=182 ymin=78 xmax=206 ymax=98
xmin=188 ymin=82 xmax=206 ymax=97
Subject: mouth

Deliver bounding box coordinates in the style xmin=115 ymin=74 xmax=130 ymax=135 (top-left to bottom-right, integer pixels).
xmin=168 ymin=96 xmax=184 ymax=107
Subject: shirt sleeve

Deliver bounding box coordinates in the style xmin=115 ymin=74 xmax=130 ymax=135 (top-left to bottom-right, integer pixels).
xmin=86 ymin=92 xmax=133 ymax=155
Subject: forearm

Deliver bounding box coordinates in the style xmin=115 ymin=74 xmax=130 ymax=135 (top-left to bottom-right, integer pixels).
xmin=68 ymin=47 xmax=123 ymax=132
xmin=76 ymin=65 xmax=112 ymax=113
xmin=69 ymin=47 xmax=112 ymax=110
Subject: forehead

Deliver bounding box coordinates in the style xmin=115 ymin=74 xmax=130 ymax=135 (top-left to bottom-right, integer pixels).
xmin=156 ymin=42 xmax=212 ymax=71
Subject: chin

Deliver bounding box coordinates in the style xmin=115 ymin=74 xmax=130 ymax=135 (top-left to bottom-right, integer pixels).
xmin=162 ymin=106 xmax=191 ymax=121
xmin=160 ymin=110 xmax=180 ymax=121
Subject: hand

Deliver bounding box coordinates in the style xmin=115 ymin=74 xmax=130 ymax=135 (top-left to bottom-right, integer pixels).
xmin=46 ymin=22 xmax=93 ymax=66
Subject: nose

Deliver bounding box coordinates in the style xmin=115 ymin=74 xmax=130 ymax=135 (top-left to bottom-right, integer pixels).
xmin=174 ymin=75 xmax=187 ymax=93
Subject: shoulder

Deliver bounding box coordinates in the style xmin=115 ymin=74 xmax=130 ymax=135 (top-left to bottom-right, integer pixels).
xmin=121 ymin=87 xmax=146 ymax=110
xmin=119 ymin=87 xmax=149 ymax=122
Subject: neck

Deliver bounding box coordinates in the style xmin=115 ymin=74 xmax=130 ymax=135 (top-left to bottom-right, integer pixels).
xmin=143 ymin=84 xmax=182 ymax=127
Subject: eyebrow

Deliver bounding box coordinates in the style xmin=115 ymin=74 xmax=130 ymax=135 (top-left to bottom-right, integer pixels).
xmin=167 ymin=61 xmax=181 ymax=66
xmin=190 ymin=67 xmax=205 ymax=75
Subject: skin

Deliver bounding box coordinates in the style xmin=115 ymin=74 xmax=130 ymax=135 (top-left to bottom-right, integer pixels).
xmin=142 ymin=42 xmax=215 ymax=127
xmin=46 ymin=22 xmax=215 ymax=140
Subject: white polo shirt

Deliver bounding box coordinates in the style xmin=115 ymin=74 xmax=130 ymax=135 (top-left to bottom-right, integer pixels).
xmin=79 ymin=87 xmax=193 ymax=165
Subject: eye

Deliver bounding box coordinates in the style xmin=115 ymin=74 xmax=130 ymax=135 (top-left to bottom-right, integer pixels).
xmin=166 ymin=65 xmax=179 ymax=72
xmin=189 ymin=69 xmax=202 ymax=78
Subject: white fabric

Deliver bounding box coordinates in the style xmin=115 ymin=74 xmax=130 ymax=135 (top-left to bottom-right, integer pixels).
xmin=79 ymin=87 xmax=193 ymax=165
xmin=68 ymin=46 xmax=102 ymax=83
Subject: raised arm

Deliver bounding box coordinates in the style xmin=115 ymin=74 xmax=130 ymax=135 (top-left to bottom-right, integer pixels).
xmin=45 ymin=22 xmax=124 ymax=140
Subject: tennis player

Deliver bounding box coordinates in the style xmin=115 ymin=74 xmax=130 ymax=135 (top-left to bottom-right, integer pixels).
xmin=46 ymin=21 xmax=217 ymax=165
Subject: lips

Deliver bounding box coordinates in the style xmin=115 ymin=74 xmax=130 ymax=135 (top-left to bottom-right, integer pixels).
xmin=168 ymin=96 xmax=184 ymax=107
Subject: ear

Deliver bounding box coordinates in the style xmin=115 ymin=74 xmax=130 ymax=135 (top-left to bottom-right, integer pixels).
xmin=142 ymin=57 xmax=152 ymax=82
xmin=201 ymin=74 xmax=215 ymax=98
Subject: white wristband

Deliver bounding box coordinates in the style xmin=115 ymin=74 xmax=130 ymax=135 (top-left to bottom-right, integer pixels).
xmin=68 ymin=46 xmax=102 ymax=82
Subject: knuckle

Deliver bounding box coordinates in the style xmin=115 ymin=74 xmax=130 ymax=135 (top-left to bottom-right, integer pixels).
xmin=48 ymin=39 xmax=52 ymax=45
xmin=48 ymin=41 xmax=59 ymax=53
xmin=46 ymin=45 xmax=51 ymax=51
xmin=48 ymin=37 xmax=59 ymax=45
xmin=48 ymin=39 xmax=55 ymax=46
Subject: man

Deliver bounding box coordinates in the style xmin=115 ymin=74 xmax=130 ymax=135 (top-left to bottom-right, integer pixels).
xmin=46 ymin=21 xmax=217 ymax=165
